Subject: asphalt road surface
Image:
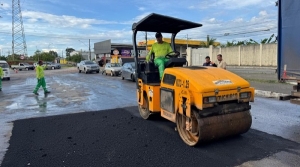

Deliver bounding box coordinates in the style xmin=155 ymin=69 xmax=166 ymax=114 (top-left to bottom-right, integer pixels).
xmin=0 ymin=67 xmax=299 ymax=167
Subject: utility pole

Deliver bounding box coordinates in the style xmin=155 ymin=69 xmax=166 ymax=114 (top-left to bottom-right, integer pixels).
xmin=145 ymin=32 xmax=148 ymax=51
xmin=186 ymin=34 xmax=189 ymax=48
xmin=89 ymin=39 xmax=91 ymax=60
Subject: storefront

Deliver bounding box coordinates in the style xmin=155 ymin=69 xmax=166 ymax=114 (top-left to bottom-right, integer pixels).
xmin=94 ymin=39 xmax=147 ymax=66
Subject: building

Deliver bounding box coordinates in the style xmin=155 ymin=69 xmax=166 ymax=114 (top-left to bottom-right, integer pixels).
xmin=94 ymin=40 xmax=147 ymax=66
xmin=93 ymin=38 xmax=220 ymax=66
xmin=138 ymin=38 xmax=220 ymax=56
xmin=70 ymin=51 xmax=95 ymax=60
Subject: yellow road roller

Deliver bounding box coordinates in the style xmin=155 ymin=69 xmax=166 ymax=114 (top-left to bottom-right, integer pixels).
xmin=131 ymin=13 xmax=254 ymax=146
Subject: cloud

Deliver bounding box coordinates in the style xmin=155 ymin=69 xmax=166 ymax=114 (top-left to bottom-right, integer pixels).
xmin=188 ymin=6 xmax=196 ymax=9
xmin=176 ymin=10 xmax=277 ymax=45
xmin=121 ymin=12 xmax=151 ymax=24
xmin=192 ymin=0 xmax=274 ymax=10
xmin=138 ymin=7 xmax=145 ymax=11
xmin=0 ymin=3 xmax=10 ymax=10
xmin=0 ymin=0 xmax=278 ymax=56
xmin=259 ymin=11 xmax=268 ymax=16
xmin=22 ymin=11 xmax=119 ymax=28
xmin=209 ymin=18 xmax=216 ymax=22
xmin=233 ymin=18 xmax=244 ymax=22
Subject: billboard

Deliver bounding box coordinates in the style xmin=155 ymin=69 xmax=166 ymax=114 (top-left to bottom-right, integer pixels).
xmin=94 ymin=40 xmax=111 ymax=54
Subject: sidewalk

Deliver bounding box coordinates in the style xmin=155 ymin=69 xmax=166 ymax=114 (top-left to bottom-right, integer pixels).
xmin=227 ymin=67 xmax=297 ymax=99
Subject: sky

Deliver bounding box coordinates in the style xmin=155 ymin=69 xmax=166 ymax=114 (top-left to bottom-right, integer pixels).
xmin=0 ymin=0 xmax=278 ymax=57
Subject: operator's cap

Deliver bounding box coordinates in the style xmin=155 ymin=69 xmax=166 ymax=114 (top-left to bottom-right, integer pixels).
xmin=155 ymin=32 xmax=162 ymax=38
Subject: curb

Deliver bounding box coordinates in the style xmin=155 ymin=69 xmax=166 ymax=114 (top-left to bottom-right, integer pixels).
xmin=255 ymin=90 xmax=289 ymax=99
xmin=227 ymin=66 xmax=277 ymax=69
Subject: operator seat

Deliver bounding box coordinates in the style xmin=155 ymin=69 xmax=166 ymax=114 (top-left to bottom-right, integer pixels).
xmin=165 ymin=57 xmax=187 ymax=68
xmin=138 ymin=53 xmax=160 ymax=83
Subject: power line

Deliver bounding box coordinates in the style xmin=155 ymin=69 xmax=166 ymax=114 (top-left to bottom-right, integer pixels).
xmin=0 ymin=31 xmax=107 ymax=40
xmin=210 ymin=28 xmax=275 ymax=38
xmin=204 ymin=20 xmax=276 ymax=31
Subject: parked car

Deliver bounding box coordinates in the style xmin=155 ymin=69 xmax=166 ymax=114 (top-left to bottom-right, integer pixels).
xmin=0 ymin=60 xmax=10 ymax=80
xmin=11 ymin=63 xmax=34 ymax=70
xmin=121 ymin=62 xmax=136 ymax=82
xmin=103 ymin=63 xmax=122 ymax=76
xmin=44 ymin=62 xmax=61 ymax=70
xmin=77 ymin=60 xmax=100 ymax=74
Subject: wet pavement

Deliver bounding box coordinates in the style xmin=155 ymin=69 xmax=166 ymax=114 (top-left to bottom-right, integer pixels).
xmin=0 ymin=67 xmax=299 ymax=167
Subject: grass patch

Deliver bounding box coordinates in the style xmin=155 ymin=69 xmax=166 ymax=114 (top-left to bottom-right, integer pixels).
xmin=61 ymin=64 xmax=76 ymax=68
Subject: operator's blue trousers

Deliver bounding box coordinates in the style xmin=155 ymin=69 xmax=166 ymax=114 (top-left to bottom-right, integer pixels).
xmin=154 ymin=57 xmax=169 ymax=80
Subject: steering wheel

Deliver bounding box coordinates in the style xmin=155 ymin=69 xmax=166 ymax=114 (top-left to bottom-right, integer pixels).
xmin=165 ymin=51 xmax=180 ymax=59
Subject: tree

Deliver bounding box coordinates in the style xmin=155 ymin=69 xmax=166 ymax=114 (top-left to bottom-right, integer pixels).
xmin=32 ymin=50 xmax=55 ymax=62
xmin=66 ymin=48 xmax=75 ymax=57
xmin=222 ymin=34 xmax=277 ymax=47
xmin=261 ymin=34 xmax=276 ymax=44
xmin=0 ymin=56 xmax=7 ymax=61
xmin=66 ymin=53 xmax=83 ymax=63
xmin=200 ymin=35 xmax=218 ymax=47
xmin=49 ymin=50 xmax=58 ymax=57
xmin=6 ymin=54 xmax=21 ymax=61
xmin=222 ymin=40 xmax=236 ymax=47
xmin=249 ymin=39 xmax=259 ymax=45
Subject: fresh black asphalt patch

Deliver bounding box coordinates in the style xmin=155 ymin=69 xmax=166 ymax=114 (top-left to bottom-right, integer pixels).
xmin=1 ymin=106 xmax=300 ymax=167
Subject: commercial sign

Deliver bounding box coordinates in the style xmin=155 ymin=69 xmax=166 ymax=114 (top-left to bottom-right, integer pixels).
xmin=121 ymin=49 xmax=131 ymax=57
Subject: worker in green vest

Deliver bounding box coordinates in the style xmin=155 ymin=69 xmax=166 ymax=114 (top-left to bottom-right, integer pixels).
xmin=0 ymin=66 xmax=3 ymax=91
xmin=33 ymin=60 xmax=50 ymax=95
xmin=146 ymin=32 xmax=173 ymax=80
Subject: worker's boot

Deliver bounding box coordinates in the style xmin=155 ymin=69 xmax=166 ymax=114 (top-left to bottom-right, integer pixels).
xmin=44 ymin=90 xmax=51 ymax=94
xmin=33 ymin=92 xmax=39 ymax=95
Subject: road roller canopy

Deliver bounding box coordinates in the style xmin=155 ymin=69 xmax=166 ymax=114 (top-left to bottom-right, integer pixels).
xmin=132 ymin=13 xmax=202 ymax=33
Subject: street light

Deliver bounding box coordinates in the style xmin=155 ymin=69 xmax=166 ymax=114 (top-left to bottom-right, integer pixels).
xmin=186 ymin=34 xmax=192 ymax=48
xmin=78 ymin=39 xmax=91 ymax=60
xmin=36 ymin=46 xmax=40 ymax=61
xmin=48 ymin=43 xmax=53 ymax=60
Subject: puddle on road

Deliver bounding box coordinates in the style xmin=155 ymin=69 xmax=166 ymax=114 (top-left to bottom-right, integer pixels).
xmin=5 ymin=94 xmax=57 ymax=112
xmin=4 ymin=76 xmax=90 ymax=114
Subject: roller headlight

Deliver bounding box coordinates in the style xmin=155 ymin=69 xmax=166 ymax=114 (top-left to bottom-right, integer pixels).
xmin=203 ymin=96 xmax=217 ymax=103
xmin=240 ymin=92 xmax=251 ymax=99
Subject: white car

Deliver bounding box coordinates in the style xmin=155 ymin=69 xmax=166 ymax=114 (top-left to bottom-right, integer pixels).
xmin=77 ymin=60 xmax=100 ymax=74
xmin=103 ymin=63 xmax=122 ymax=76
xmin=0 ymin=60 xmax=11 ymax=80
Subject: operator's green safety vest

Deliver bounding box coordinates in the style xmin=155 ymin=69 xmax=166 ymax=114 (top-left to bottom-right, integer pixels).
xmin=146 ymin=41 xmax=173 ymax=61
